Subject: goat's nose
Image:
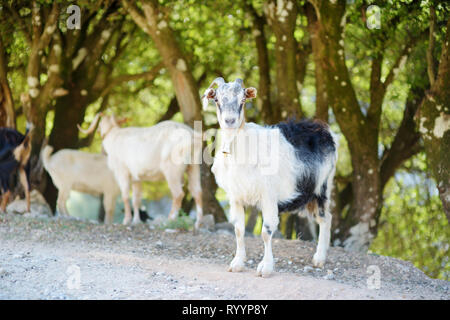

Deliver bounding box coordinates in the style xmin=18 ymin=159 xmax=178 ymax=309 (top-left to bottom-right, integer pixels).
xmin=225 ymin=118 xmax=236 ymax=125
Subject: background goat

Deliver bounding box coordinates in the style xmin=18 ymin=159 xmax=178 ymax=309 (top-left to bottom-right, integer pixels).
xmin=41 ymin=146 xmax=120 ymax=224
xmin=78 ymin=114 xmax=203 ymax=227
xmin=203 ymin=78 xmax=338 ymax=277
xmin=0 ymin=127 xmax=32 ymax=213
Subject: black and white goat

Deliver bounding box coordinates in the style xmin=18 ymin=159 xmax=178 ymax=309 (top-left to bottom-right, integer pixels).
xmin=202 ymin=78 xmax=338 ymax=277
xmin=0 ymin=127 xmax=32 ymax=213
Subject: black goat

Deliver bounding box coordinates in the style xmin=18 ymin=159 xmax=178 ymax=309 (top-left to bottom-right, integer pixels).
xmin=0 ymin=127 xmax=32 ymax=213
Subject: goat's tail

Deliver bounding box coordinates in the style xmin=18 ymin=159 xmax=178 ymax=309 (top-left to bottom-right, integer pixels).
xmin=41 ymin=145 xmax=54 ymax=170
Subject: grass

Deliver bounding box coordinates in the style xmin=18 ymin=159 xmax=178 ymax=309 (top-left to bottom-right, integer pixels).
xmin=154 ymin=210 xmax=194 ymax=231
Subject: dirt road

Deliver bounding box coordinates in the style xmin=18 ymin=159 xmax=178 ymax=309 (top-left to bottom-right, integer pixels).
xmin=0 ymin=214 xmax=448 ymax=299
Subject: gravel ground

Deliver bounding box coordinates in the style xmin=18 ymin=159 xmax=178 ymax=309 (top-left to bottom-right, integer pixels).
xmin=0 ymin=213 xmax=448 ymax=300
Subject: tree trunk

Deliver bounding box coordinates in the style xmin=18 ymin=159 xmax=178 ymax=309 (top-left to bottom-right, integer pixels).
xmin=249 ymin=5 xmax=275 ymax=123
xmin=265 ymin=0 xmax=302 ymax=119
xmin=418 ymin=18 xmax=450 ymax=220
xmin=124 ymin=0 xmax=201 ymax=127
xmin=0 ymin=34 xmax=15 ymax=128
xmin=310 ymin=0 xmax=381 ymax=251
xmin=306 ymin=3 xmax=328 ymax=121
xmin=201 ymin=161 xmax=226 ymax=223
xmin=49 ymin=85 xmax=90 ymax=151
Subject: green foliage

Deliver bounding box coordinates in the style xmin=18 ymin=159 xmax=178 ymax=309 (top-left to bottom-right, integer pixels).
xmin=2 ymin=0 xmax=448 ymax=280
xmin=156 ymin=215 xmax=194 ymax=231
xmin=371 ymin=155 xmax=450 ymax=280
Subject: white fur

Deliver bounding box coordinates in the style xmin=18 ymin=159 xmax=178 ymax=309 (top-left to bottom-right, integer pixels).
xmin=41 ymin=146 xmax=120 ymax=224
xmin=212 ymin=122 xmax=337 ymax=276
xmin=96 ymin=118 xmax=203 ymax=227
xmin=207 ymin=78 xmax=337 ymax=276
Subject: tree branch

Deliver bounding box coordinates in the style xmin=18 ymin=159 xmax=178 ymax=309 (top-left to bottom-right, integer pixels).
xmin=427 ymin=5 xmax=436 ymax=86
xmin=122 ymin=0 xmax=150 ymax=33
xmin=381 ymin=83 xmax=424 ymax=187
xmin=99 ymin=61 xmax=164 ymax=98
xmin=6 ymin=5 xmax=32 ymax=45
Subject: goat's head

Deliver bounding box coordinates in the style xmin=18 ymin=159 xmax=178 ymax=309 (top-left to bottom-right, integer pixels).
xmin=77 ymin=113 xmax=124 ymax=139
xmin=202 ymin=77 xmax=257 ymax=131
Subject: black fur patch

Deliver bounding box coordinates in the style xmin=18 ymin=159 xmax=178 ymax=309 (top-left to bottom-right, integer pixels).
xmin=0 ymin=128 xmax=31 ymax=193
xmin=273 ymin=119 xmax=335 ymax=213
xmin=263 ymin=224 xmax=272 ymax=235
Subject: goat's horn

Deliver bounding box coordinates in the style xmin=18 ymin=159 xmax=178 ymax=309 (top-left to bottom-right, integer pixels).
xmin=234 ymin=78 xmax=243 ymax=87
xmin=77 ymin=113 xmax=102 ymax=135
xmin=208 ymin=77 xmax=225 ymax=89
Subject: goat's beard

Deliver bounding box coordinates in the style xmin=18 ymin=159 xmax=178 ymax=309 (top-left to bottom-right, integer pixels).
xmin=220 ymin=128 xmax=238 ymax=155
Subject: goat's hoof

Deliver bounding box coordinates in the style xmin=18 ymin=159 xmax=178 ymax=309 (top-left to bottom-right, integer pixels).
xmin=122 ymin=217 xmax=132 ymax=225
xmin=132 ymin=219 xmax=142 ymax=225
xmin=256 ymin=260 xmax=273 ymax=278
xmin=228 ymin=257 xmax=245 ymax=272
xmin=312 ymin=253 xmax=326 ymax=268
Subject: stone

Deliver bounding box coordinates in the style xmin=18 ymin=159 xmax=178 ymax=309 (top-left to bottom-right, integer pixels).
xmin=7 ymin=190 xmax=52 ymax=216
xmin=199 ymin=214 xmax=215 ymax=231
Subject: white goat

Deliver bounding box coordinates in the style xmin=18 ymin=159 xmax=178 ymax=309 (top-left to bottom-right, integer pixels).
xmin=41 ymin=146 xmax=120 ymax=224
xmin=203 ymin=78 xmax=338 ymax=277
xmin=78 ymin=114 xmax=203 ymax=227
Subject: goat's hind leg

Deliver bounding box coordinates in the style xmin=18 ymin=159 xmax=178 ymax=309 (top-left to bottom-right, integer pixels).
xmin=119 ymin=182 xmax=132 ymax=225
xmin=228 ymin=201 xmax=246 ymax=272
xmin=257 ymin=198 xmax=279 ymax=277
xmin=163 ymin=166 xmax=185 ymax=221
xmin=131 ymin=182 xmax=142 ymax=224
xmin=312 ymin=201 xmax=331 ymax=268
xmin=312 ymin=170 xmax=334 ymax=268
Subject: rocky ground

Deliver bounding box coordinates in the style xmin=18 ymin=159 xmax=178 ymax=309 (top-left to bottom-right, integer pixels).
xmin=0 ymin=213 xmax=448 ymax=300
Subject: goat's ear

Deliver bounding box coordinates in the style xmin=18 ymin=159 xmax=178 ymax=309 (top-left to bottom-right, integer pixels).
xmin=245 ymin=87 xmax=257 ymax=99
xmin=201 ymin=88 xmax=216 ymax=110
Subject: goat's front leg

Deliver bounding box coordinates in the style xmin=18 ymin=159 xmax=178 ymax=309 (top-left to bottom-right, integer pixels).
xmin=312 ymin=210 xmax=331 ymax=268
xmin=257 ymin=199 xmax=279 ymax=277
xmin=228 ymin=201 xmax=246 ymax=272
